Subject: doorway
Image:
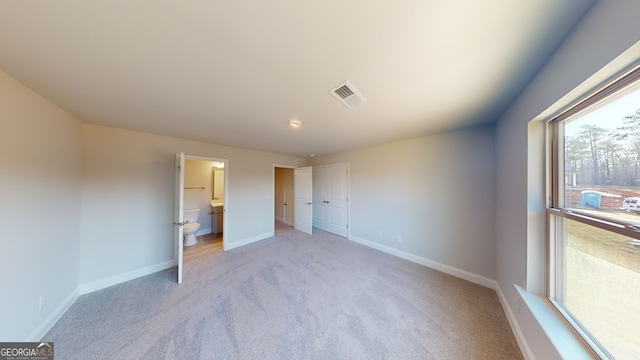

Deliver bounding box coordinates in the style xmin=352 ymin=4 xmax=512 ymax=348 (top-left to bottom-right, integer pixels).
xmin=175 ymin=154 xmax=228 ymax=283
xmin=272 ymin=165 xmax=315 ymax=235
xmin=272 ymin=164 xmax=348 ymax=237
xmin=273 ymin=165 xmax=313 ymax=235
xmin=274 ymin=166 xmax=294 ymax=227
xmin=182 ymin=158 xmax=225 ymax=261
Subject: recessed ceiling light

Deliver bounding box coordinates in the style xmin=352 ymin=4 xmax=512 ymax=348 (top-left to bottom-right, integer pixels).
xmin=289 ymin=119 xmax=301 ymax=127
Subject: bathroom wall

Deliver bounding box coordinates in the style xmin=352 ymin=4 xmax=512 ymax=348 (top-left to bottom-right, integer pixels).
xmin=184 ymin=159 xmax=215 ymax=234
xmin=80 ymin=123 xmax=308 ymax=291
xmin=0 ymin=70 xmax=83 ymax=341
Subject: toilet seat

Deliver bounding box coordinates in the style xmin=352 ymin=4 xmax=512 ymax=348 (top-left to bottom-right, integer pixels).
xmin=184 ymin=223 xmax=200 ymax=231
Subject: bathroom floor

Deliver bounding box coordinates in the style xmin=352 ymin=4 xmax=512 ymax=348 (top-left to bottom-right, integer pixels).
xmin=184 ymin=232 xmax=223 ymax=261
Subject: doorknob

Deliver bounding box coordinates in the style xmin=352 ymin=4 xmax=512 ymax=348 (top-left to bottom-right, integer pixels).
xmin=306 ymin=202 xmax=312 ymax=205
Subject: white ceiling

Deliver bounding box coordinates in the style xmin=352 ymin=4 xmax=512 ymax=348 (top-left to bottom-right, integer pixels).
xmin=0 ymin=0 xmax=594 ymax=157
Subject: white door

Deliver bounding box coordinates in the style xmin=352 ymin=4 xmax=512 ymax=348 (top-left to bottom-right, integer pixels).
xmin=312 ymin=164 xmax=348 ymax=237
xmin=294 ymin=166 xmax=313 ymax=234
xmin=174 ymin=153 xmax=185 ymax=284
xmin=312 ymin=169 xmax=328 ymax=230
xmin=326 ymin=165 xmax=348 ymax=237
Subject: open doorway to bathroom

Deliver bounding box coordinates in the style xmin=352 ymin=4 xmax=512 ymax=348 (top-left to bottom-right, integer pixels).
xmin=274 ymin=166 xmax=295 ymax=234
xmin=182 ymin=156 xmax=227 ymax=262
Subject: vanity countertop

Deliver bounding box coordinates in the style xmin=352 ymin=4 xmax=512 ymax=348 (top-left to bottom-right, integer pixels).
xmin=210 ymin=200 xmax=224 ymax=208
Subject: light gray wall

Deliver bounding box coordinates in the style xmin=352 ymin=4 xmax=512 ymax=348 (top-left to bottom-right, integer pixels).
xmin=495 ymin=1 xmax=640 ymax=358
xmin=79 ymin=124 xmax=308 ymax=288
xmin=0 ymin=70 xmax=83 ymax=340
xmin=5 ymin=3 xmax=636 ymax=353
xmin=0 ymin=72 xmax=307 ymax=340
xmin=311 ymin=125 xmax=497 ymax=280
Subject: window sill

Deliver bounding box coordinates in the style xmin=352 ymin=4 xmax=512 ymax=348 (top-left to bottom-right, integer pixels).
xmin=515 ymin=285 xmax=597 ymax=360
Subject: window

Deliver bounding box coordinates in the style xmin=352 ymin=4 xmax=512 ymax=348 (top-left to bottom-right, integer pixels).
xmin=548 ymin=66 xmax=640 ymax=359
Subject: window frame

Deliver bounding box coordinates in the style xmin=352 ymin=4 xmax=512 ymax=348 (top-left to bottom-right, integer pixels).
xmin=546 ymin=65 xmax=640 ymax=359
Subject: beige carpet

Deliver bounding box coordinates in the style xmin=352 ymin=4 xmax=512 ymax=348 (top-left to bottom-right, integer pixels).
xmin=44 ymin=223 xmax=522 ymax=359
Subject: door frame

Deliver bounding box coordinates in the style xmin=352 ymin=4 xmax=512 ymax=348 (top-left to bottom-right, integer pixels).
xmin=176 ymin=154 xmax=229 ymax=284
xmin=185 ymin=155 xmax=229 ymax=248
xmin=312 ymin=162 xmax=350 ymax=238
xmin=272 ymin=164 xmax=300 ymax=232
xmin=175 ymin=153 xmax=185 ymax=284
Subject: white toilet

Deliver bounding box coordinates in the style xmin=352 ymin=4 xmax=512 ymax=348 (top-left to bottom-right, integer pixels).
xmin=183 ymin=208 xmax=201 ymax=247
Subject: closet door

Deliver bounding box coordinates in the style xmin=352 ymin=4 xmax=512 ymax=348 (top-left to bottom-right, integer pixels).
xmin=312 ymin=164 xmax=348 ymax=237
xmin=312 ymin=167 xmax=329 ymax=231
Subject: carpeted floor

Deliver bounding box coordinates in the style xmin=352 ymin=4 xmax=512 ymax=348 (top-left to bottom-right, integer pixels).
xmin=44 ymin=223 xmax=523 ymax=359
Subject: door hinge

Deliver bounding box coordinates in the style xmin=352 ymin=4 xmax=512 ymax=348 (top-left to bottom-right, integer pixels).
xmin=174 ymin=222 xmax=184 ymax=226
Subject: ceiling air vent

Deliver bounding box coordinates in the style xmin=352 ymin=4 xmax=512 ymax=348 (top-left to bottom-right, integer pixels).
xmin=329 ymin=81 xmax=366 ymax=109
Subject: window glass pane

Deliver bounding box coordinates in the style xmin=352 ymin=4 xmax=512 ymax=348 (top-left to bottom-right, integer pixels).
xmin=563 ymin=87 xmax=640 ymax=227
xmin=555 ymin=216 xmax=640 ymax=358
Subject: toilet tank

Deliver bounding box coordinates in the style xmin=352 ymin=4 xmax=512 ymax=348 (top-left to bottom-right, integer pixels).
xmin=183 ymin=208 xmax=201 ymax=224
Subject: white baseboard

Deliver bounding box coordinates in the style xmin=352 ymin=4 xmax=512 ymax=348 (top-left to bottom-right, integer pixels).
xmin=78 ymin=260 xmax=175 ymax=295
xmin=348 ymin=235 xmax=531 ymax=359
xmin=197 ymin=227 xmax=212 ymax=236
xmin=80 ymin=231 xmax=275 ymax=294
xmin=496 ymin=285 xmax=534 ymax=360
xmin=224 ymin=231 xmax=273 ymax=251
xmin=348 ymin=235 xmax=497 ymax=289
xmin=29 ymin=288 xmax=79 ymax=341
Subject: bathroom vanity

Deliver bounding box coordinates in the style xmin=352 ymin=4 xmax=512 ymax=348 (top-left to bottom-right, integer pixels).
xmin=210 ymin=200 xmax=223 ymax=234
